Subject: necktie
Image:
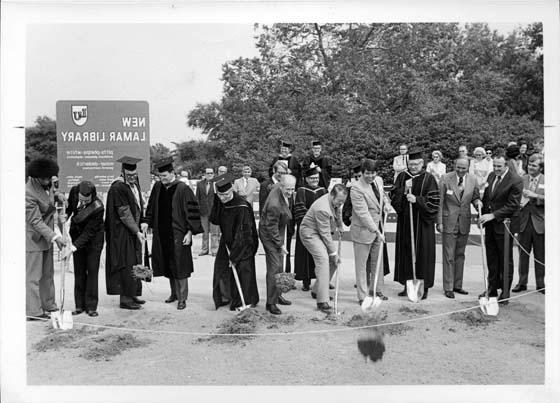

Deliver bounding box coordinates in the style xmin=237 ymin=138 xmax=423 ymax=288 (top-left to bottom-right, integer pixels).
xmin=530 ymin=177 xmax=538 ymax=192
xmin=244 ymin=178 xmax=248 ymax=191
xmin=458 ymin=176 xmax=464 ymax=199
xmin=372 ymin=182 xmax=380 ymax=201
xmin=492 ymin=175 xmax=501 ymax=194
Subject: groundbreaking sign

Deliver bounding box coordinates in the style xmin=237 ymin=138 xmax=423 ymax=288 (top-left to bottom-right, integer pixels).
xmin=56 ymin=100 xmax=150 ymax=192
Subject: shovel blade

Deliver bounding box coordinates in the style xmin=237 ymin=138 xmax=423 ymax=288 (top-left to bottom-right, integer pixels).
xmin=406 ymin=279 xmax=423 ymax=303
xmin=61 ymin=310 xmax=73 ymax=330
xmin=361 ymin=296 xmax=374 ymax=313
xmin=479 ymin=296 xmax=499 ymax=316
xmin=50 ymin=311 xmax=62 ymax=329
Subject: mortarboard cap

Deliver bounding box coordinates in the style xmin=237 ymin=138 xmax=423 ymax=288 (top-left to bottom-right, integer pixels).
xmin=408 ymin=149 xmax=425 ymax=160
xmin=78 ymin=180 xmax=95 ymax=196
xmin=312 ymin=140 xmax=321 ymax=147
xmin=281 ymin=140 xmax=293 ymax=149
xmin=304 ymin=162 xmax=320 ymax=177
xmin=117 ymin=156 xmax=142 ymax=171
xmin=155 ymin=156 xmax=174 ymax=173
xmin=214 ymin=173 xmax=234 ymax=193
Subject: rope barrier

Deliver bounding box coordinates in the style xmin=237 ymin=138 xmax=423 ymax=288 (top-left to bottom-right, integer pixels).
xmin=503 ymin=223 xmax=545 ymax=267
xmin=26 ymin=288 xmax=545 ymax=337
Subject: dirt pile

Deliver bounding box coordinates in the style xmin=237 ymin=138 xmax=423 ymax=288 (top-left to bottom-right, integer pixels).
xmin=398 ymin=306 xmax=430 ymax=315
xmin=449 ymin=310 xmax=497 ymax=327
xmin=33 ymin=327 xmax=105 ymax=352
xmin=79 ymin=333 xmax=151 ymax=361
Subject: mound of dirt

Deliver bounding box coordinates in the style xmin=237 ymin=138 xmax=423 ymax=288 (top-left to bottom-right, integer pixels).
xmin=383 ymin=323 xmax=413 ymax=336
xmin=79 ymin=333 xmax=151 ymax=361
xmin=344 ymin=313 xmax=387 ymax=328
xmin=33 ymin=327 xmax=105 ymax=352
xmin=449 ymin=310 xmax=497 ymax=327
xmin=398 ymin=306 xmax=430 ymax=315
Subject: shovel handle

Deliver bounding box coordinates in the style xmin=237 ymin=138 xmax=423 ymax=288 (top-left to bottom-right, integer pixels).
xmin=408 ymin=189 xmax=417 ymax=282
xmin=226 ymin=246 xmax=247 ymax=309
xmin=477 ymin=204 xmax=490 ymax=293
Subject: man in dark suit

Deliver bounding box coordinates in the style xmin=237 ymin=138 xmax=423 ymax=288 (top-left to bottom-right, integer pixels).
xmin=196 ymin=167 xmax=219 ymax=256
xmin=479 ymin=151 xmax=523 ymax=303
xmin=512 ymin=154 xmax=545 ymax=294
xmin=437 ymin=157 xmax=482 ymax=298
xmin=259 ymin=160 xmax=288 ymax=216
xmin=259 ymin=174 xmax=296 ymax=315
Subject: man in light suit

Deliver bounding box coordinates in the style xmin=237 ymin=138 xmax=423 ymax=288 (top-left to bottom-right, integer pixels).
xmin=437 ymin=157 xmax=482 ymax=298
xmin=233 ymin=165 xmax=260 ymax=205
xmin=512 ymin=154 xmax=545 ymax=294
xmin=26 ymin=158 xmax=67 ymax=320
xmin=196 ymin=167 xmax=219 ymax=256
xmin=349 ymin=159 xmax=390 ymax=304
xmin=479 ymin=151 xmax=523 ymax=303
xmin=300 ymin=184 xmax=347 ymax=313
xmin=259 ymin=174 xmax=296 ymax=315
xmin=392 ymin=144 xmax=408 ymax=182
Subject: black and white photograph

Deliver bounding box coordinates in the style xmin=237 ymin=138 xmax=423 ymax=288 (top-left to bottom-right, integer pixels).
xmin=1 ymin=1 xmax=559 ymax=402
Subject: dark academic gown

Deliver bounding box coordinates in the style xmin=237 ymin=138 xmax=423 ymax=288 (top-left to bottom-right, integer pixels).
xmin=293 ymin=185 xmax=328 ymax=283
xmin=391 ymin=170 xmax=440 ymax=288
xmin=210 ymin=193 xmax=260 ymax=310
xmin=301 ymin=154 xmax=332 ymax=189
xmin=143 ymin=180 xmax=203 ymax=280
xmin=105 ymin=178 xmax=144 ymax=297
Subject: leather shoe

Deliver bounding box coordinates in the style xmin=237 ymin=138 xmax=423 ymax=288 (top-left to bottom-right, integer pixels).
xmin=133 ymin=297 xmax=145 ymax=305
xmin=72 ymin=309 xmax=84 ymax=315
xmin=219 ymin=300 xmax=230 ymax=307
xmin=27 ymin=313 xmax=50 ymax=321
xmin=453 ymin=288 xmax=468 ymax=295
xmin=358 ymin=300 xmax=363 ymax=305
xmin=376 ymin=292 xmax=388 ymax=301
xmin=266 ymin=304 xmax=281 ymax=315
xmin=302 ymin=285 xmax=310 ymax=291
xmin=177 ymin=301 xmax=186 ymax=310
xmin=165 ymin=295 xmax=177 ymax=303
xmin=397 ymin=290 xmax=407 ymax=297
xmin=444 ymin=291 xmax=455 ymax=299
xmin=317 ymin=302 xmax=333 ymax=313
xmin=421 ymin=288 xmax=429 ymax=300
xmin=278 ymin=296 xmax=292 ymax=306
xmin=45 ymin=307 xmax=59 ymax=313
xmin=512 ymin=284 xmax=527 ymax=293
xmin=198 ymin=251 xmax=209 ymax=256
xmin=87 ymin=311 xmax=99 ymax=317
xmin=539 ymin=289 xmax=545 ymax=295
xmin=311 ymin=292 xmax=332 ymax=301
xmin=329 ymin=284 xmax=335 ymax=290
xmin=498 ymin=293 xmax=509 ymax=305
xmin=119 ymin=302 xmax=141 ymax=310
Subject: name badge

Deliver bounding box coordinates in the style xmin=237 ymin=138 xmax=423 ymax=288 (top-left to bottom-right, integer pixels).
xmin=446 ymin=189 xmax=454 ymax=195
xmin=538 ymin=184 xmax=545 ymax=190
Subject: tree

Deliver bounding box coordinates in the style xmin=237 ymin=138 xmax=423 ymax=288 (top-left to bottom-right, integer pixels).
xmin=25 ymin=116 xmax=57 ymax=163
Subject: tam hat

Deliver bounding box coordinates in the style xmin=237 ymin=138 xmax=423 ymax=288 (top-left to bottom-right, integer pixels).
xmin=304 ymin=162 xmax=320 ymax=177
xmin=408 ymin=149 xmax=425 ymax=160
xmin=117 ymin=156 xmax=142 ymax=171
xmin=312 ymin=140 xmax=321 ymax=147
xmin=155 ymin=156 xmax=174 ymax=173
xmin=281 ymin=140 xmax=293 ymax=149
xmin=214 ymin=174 xmax=234 ymax=193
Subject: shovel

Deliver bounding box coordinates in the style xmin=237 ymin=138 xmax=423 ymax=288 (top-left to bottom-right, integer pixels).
xmin=226 ymin=246 xmax=250 ymax=314
xmin=334 ymin=233 xmax=343 ymax=315
xmin=361 ymin=214 xmax=388 ymax=313
xmin=477 ymin=205 xmax=499 ymax=316
xmin=51 ymin=219 xmax=73 ymax=330
xmin=406 ymin=190 xmax=423 ymax=303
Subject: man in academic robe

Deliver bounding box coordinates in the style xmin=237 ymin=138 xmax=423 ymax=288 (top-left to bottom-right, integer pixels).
xmin=268 ymin=140 xmax=302 ymax=186
xmin=479 ymin=151 xmax=523 ymax=303
xmin=437 ymin=157 xmax=482 ymax=299
xmin=301 ymin=140 xmax=332 ymax=190
xmin=259 ymin=174 xmax=296 ymax=315
xmin=512 ymin=154 xmax=545 ymax=294
xmin=293 ymin=164 xmax=328 ymax=291
xmin=142 ymin=157 xmax=203 ymax=310
xmin=64 ymin=181 xmax=105 ymax=317
xmin=391 ymin=149 xmax=440 ymax=300
xmin=105 ymin=156 xmax=146 ymax=310
xmin=210 ymin=174 xmax=260 ymax=310
xmin=25 ymin=158 xmax=67 ymax=320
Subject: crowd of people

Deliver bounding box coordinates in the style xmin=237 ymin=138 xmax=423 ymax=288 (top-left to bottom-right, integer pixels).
xmin=25 ymin=137 xmax=545 ymax=320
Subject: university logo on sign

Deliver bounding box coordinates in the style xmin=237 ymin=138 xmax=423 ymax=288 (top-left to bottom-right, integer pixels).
xmin=71 ymin=105 xmax=88 ymax=126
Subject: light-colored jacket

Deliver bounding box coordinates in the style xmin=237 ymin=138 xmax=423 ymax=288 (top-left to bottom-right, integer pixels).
xmin=393 ymin=154 xmax=408 ymax=181
xmin=26 ymin=178 xmax=58 ymax=252
xmin=437 ymin=172 xmax=480 ymax=235
xmin=233 ymin=176 xmax=260 ymax=204
xmin=299 ymin=193 xmax=341 ymax=255
xmin=349 ymin=177 xmax=384 ymax=244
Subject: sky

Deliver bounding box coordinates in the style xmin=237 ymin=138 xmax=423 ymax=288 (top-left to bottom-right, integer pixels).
xmin=26 ymin=23 xmax=522 ymax=149
xmin=26 ymin=24 xmax=259 ymax=147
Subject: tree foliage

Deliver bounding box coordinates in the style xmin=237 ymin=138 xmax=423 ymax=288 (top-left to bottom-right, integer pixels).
xmin=187 ymin=22 xmax=543 ymax=183
xmin=25 ymin=116 xmax=57 ymax=163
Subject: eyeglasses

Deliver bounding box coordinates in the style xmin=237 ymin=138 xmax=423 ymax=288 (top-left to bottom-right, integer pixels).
xmin=486 ymin=152 xmax=492 ymax=155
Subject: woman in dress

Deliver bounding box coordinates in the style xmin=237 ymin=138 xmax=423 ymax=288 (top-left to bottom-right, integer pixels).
xmin=469 ymin=146 xmax=493 ymax=196
xmin=426 ymin=150 xmax=446 ymax=184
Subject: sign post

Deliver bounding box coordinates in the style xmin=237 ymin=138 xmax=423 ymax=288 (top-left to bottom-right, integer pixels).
xmin=56 ymin=100 xmax=151 ymax=193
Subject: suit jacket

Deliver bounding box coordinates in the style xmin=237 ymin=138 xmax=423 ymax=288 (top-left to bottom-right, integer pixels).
xmin=233 ymin=176 xmax=260 ymax=204
xmin=438 ymin=172 xmax=480 ymax=235
xmin=258 ymin=177 xmax=279 ymax=216
xmin=481 ymin=169 xmax=523 ymax=234
xmin=349 ymin=178 xmax=383 ymax=244
xmin=196 ymin=178 xmax=215 ymax=217
xmin=393 ymin=154 xmax=408 ymax=181
xmin=519 ymin=173 xmax=544 ymax=234
xmin=258 ymin=185 xmax=293 ymax=250
xmin=26 ymin=178 xmax=58 ymax=252
xmin=299 ymin=193 xmax=340 ymax=255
